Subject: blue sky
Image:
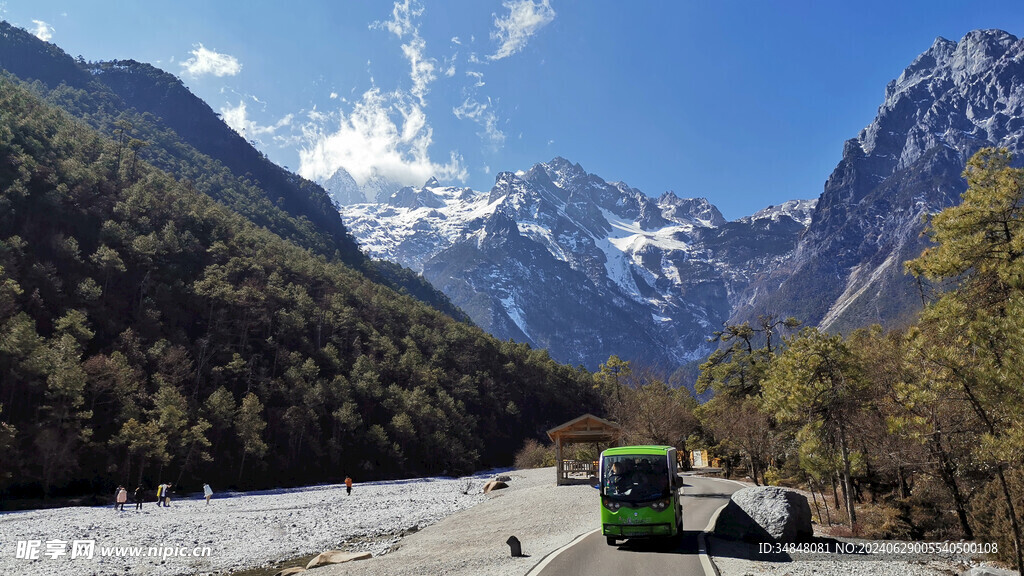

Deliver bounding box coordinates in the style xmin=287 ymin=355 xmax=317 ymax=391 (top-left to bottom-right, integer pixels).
xmin=5 ymin=1 xmax=1024 ymax=219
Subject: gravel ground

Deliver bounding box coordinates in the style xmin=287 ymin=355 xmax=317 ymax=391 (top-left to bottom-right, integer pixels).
xmin=6 ymin=466 xmax=1008 ymax=576
xmin=709 ymin=531 xmax=1014 ymax=576
xmin=0 ymin=471 xmax=494 ymax=576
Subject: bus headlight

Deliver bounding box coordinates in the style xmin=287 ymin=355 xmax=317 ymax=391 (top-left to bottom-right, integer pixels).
xmin=650 ymin=498 xmax=670 ymax=511
xmin=602 ymin=497 xmax=621 ymax=511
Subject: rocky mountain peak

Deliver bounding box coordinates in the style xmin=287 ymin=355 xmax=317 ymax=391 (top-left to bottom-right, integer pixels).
xmin=861 ymin=29 xmax=1024 ymax=170
xmin=322 ymin=167 xmax=363 ymax=206
xmin=658 ymin=193 xmax=727 ymax=227
xmin=340 ymin=153 xmax=811 ymax=370
xmin=524 ymin=157 xmax=588 ymax=192
xmin=952 ymin=29 xmax=1019 ymax=76
xmin=740 ymin=199 xmax=817 ymax=226
xmin=387 ymin=186 xmax=444 ymax=209
xmin=488 ymin=171 xmax=524 ymax=203
xmin=734 ymin=28 xmax=1024 ymax=335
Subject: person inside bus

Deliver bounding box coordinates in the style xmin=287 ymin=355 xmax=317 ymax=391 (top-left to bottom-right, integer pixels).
xmin=651 ymin=460 xmax=670 ymax=495
xmin=608 ymin=460 xmax=634 ymax=495
xmin=635 ymin=459 xmax=656 ymax=494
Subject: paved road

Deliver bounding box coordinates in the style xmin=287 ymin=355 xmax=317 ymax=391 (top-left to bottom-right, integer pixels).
xmin=530 ymin=475 xmax=741 ymax=576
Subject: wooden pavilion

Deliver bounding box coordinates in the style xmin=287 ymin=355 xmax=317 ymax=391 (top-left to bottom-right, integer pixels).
xmin=546 ymin=414 xmax=623 ymax=485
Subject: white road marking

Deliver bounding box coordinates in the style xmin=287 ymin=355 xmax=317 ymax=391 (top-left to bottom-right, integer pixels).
xmin=524 ymin=528 xmax=600 ymax=576
xmin=525 ymin=475 xmax=739 ymax=576
xmin=699 ymin=500 xmax=730 ymax=576
xmin=688 ymin=475 xmax=741 ymax=576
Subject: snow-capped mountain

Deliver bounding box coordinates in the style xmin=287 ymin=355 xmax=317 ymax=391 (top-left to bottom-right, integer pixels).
xmin=322 ymin=166 xmax=402 ymax=206
xmin=732 ymin=29 xmax=1024 ymax=332
xmin=341 ymin=30 xmax=1024 ymax=371
xmin=342 ymin=158 xmax=814 ymax=369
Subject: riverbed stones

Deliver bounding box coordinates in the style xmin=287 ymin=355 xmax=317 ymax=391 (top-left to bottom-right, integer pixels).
xmin=305 ymin=550 xmax=372 ymax=569
xmin=482 ymin=481 xmax=508 ymax=494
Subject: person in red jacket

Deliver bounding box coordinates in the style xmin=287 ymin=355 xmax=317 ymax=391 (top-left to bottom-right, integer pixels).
xmin=345 ymin=476 xmax=353 ymax=496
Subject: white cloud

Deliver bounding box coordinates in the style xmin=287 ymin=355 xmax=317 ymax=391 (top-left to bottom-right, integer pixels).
xmin=31 ymin=20 xmax=53 ymax=42
xmin=220 ymin=100 xmax=293 ymax=142
xmin=451 ymin=36 xmax=462 ymax=45
xmin=299 ymin=87 xmax=466 ymax=187
xmin=294 ymin=1 xmax=492 ymax=191
xmin=442 ymin=53 xmax=458 ymax=78
xmin=372 ymin=0 xmax=436 ymax=105
xmin=330 ymin=92 xmax=339 ymax=99
xmin=490 ymin=0 xmax=555 ymax=60
xmin=453 ymin=97 xmax=505 ymax=148
xmin=181 ymin=44 xmax=242 ymax=77
xmin=466 ymin=71 xmax=485 ymax=87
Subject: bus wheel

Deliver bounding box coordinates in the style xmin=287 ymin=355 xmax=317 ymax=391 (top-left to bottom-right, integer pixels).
xmin=606 ymin=537 xmax=617 ymax=546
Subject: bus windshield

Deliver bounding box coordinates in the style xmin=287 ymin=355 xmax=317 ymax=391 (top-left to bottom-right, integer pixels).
xmin=602 ymin=454 xmax=670 ymax=502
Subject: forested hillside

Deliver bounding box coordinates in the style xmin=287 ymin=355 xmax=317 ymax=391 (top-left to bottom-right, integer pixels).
xmin=695 ymin=149 xmax=1024 ymax=572
xmin=0 ymin=76 xmax=601 ymax=503
xmin=0 ymin=20 xmax=467 ymax=322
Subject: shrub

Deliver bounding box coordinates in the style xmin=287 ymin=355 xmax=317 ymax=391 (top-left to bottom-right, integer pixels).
xmin=856 ymin=501 xmax=914 ymax=540
xmin=970 ymin=468 xmax=1024 ymax=566
xmin=513 ymin=439 xmax=556 ymax=469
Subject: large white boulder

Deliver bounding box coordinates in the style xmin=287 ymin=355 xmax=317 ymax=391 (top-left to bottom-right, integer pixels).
xmin=714 ymin=486 xmax=812 ymax=543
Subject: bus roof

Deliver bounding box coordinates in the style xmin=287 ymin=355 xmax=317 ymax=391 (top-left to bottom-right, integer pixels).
xmin=601 ymin=445 xmax=674 ymax=457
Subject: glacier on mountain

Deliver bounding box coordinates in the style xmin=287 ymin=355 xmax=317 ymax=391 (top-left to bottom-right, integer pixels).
xmin=337 ymin=159 xmax=814 ymax=371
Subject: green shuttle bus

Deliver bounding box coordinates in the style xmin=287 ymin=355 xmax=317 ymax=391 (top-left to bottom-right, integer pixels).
xmin=599 ymin=445 xmax=683 ymax=545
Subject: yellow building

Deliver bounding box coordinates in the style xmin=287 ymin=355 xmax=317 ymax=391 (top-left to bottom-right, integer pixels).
xmin=689 ymin=449 xmax=720 ymax=468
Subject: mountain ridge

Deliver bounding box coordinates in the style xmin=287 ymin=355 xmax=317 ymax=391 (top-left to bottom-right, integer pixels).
xmin=339 ymin=159 xmax=815 ymax=371
xmin=340 ymin=28 xmax=1024 ymax=373
xmin=731 ymin=28 xmax=1024 ymax=333
xmin=0 ymin=20 xmax=468 ymax=322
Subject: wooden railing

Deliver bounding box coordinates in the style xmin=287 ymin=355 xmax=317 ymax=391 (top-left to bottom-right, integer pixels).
xmin=562 ymin=459 xmax=597 ymax=477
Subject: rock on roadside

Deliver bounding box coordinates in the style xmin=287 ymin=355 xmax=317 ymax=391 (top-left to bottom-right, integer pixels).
xmin=714 ymin=486 xmax=812 ymax=543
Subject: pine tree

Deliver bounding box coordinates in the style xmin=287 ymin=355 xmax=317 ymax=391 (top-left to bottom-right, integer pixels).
xmin=763 ymin=327 xmax=868 ymax=529
xmin=905 ymin=148 xmax=1024 ymax=573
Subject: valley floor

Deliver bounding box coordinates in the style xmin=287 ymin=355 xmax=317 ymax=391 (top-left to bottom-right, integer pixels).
xmin=0 ymin=467 xmax=1011 ymax=576
xmin=0 ymin=471 xmax=492 ymax=575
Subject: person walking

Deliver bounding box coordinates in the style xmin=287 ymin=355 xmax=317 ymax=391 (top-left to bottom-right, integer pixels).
xmin=203 ymin=483 xmax=213 ymax=505
xmin=163 ymin=483 xmax=173 ymax=507
xmin=345 ymin=475 xmax=353 ymax=496
xmin=156 ymin=483 xmax=164 ymax=506
xmin=115 ymin=485 xmax=127 ymax=511
xmin=133 ymin=485 xmax=144 ymax=510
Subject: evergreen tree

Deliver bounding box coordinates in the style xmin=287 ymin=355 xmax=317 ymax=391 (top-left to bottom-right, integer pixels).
xmin=905 ymin=148 xmax=1024 ymax=572
xmin=763 ymin=327 xmax=868 ymax=528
